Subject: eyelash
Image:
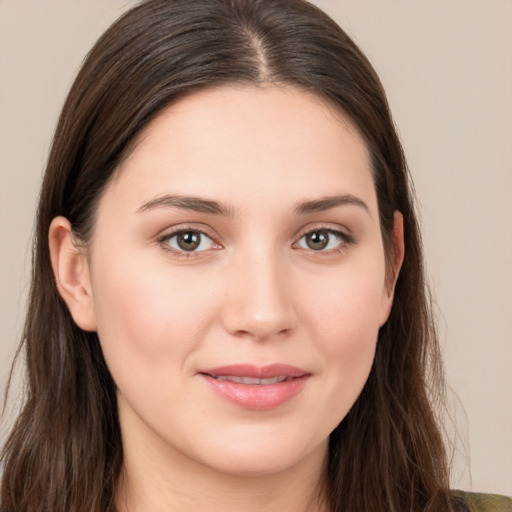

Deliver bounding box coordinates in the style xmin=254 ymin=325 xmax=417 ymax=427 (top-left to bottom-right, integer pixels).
xmin=294 ymin=226 xmax=355 ymax=255
xmin=157 ymin=225 xmax=354 ymax=258
xmin=158 ymin=227 xmax=219 ymax=258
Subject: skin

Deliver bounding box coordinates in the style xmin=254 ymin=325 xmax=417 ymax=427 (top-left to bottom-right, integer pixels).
xmin=50 ymin=85 xmax=404 ymax=512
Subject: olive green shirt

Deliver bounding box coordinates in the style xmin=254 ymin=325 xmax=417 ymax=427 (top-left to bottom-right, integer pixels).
xmin=455 ymin=491 xmax=512 ymax=512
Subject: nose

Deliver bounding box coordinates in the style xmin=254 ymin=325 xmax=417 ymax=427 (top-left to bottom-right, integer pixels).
xmin=221 ymin=251 xmax=297 ymax=341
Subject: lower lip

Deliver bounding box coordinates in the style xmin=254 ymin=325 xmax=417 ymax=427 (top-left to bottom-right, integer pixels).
xmin=201 ymin=375 xmax=310 ymax=410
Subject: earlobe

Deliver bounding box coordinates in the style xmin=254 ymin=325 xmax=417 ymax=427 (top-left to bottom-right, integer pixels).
xmin=379 ymin=210 xmax=405 ymax=326
xmin=49 ymin=216 xmax=97 ymax=331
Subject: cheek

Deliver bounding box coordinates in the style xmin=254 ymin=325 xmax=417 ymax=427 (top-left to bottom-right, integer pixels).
xmin=89 ymin=250 xmax=221 ymax=387
xmin=304 ymin=259 xmax=386 ymax=344
xmin=298 ymin=258 xmax=386 ymax=399
xmin=318 ymin=290 xmax=379 ymax=386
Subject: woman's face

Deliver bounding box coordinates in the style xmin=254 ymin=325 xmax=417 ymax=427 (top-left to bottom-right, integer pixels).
xmin=84 ymin=85 xmax=398 ymax=476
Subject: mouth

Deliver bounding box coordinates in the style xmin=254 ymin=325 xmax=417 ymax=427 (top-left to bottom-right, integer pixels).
xmin=198 ymin=364 xmax=311 ymax=410
xmin=205 ymin=375 xmax=291 ymax=385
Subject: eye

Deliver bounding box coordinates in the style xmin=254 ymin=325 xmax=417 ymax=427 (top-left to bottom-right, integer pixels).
xmin=163 ymin=229 xmax=217 ymax=253
xmin=296 ymin=228 xmax=348 ymax=252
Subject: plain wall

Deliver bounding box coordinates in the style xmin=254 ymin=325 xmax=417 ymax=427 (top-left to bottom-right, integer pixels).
xmin=1 ymin=0 xmax=511 ymax=495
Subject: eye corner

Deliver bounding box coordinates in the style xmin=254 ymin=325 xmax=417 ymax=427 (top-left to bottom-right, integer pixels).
xmin=293 ymin=225 xmax=355 ymax=254
xmin=157 ymin=226 xmax=223 ymax=258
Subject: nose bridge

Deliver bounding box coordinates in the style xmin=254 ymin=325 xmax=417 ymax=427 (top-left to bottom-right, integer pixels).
xmin=222 ymin=243 xmax=296 ymax=340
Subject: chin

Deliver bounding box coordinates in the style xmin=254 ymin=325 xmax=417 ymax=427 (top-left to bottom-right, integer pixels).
xmin=192 ymin=430 xmax=328 ymax=478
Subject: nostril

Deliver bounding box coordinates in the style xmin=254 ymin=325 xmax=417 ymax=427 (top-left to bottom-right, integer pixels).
xmin=221 ymin=274 xmax=297 ymax=340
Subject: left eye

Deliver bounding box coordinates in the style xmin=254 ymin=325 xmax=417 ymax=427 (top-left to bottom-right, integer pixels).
xmin=296 ymin=229 xmax=345 ymax=251
xmin=164 ymin=230 xmax=216 ymax=252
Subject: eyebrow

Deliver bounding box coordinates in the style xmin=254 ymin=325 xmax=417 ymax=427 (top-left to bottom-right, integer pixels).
xmin=294 ymin=194 xmax=369 ymax=214
xmin=137 ymin=194 xmax=233 ymax=216
xmin=137 ymin=193 xmax=369 ymax=217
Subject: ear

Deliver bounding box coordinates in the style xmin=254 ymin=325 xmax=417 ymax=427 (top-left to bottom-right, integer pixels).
xmin=49 ymin=216 xmax=97 ymax=331
xmin=379 ymin=210 xmax=405 ymax=326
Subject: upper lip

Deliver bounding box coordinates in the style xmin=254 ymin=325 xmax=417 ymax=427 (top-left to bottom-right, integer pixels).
xmin=199 ymin=364 xmax=310 ymax=379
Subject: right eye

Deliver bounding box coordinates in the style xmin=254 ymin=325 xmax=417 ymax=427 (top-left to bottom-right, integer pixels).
xmin=162 ymin=229 xmax=217 ymax=254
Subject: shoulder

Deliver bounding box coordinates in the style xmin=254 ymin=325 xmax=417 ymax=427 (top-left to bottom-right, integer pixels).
xmin=453 ymin=491 xmax=512 ymax=512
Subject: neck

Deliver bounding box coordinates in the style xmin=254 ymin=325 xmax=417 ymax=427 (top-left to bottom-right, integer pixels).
xmin=116 ymin=461 xmax=329 ymax=512
xmin=115 ymin=408 xmax=330 ymax=512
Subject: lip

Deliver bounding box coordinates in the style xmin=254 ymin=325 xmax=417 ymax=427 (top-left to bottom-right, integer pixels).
xmin=198 ymin=364 xmax=311 ymax=410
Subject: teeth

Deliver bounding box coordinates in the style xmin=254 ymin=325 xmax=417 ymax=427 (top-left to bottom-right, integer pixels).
xmin=213 ymin=375 xmax=288 ymax=385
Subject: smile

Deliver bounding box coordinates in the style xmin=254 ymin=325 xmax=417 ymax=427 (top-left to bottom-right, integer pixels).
xmin=199 ymin=364 xmax=310 ymax=410
xmin=209 ymin=375 xmax=289 ymax=385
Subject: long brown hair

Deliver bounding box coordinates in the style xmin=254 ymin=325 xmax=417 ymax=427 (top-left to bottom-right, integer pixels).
xmin=1 ymin=1 xmax=464 ymax=510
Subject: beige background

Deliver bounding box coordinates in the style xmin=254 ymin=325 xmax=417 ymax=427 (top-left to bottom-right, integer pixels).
xmin=1 ymin=0 xmax=511 ymax=495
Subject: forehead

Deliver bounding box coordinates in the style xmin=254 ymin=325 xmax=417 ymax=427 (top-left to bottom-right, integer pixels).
xmin=110 ymin=84 xmax=376 ymax=214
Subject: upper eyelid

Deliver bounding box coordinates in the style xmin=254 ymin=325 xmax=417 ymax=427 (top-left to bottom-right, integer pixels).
xmin=157 ymin=224 xmax=219 ymax=242
xmin=293 ymin=225 xmax=356 ymax=252
xmin=156 ymin=222 xmax=353 ymax=247
xmin=157 ymin=226 xmax=221 ymax=256
xmin=293 ymin=223 xmax=352 ymax=240
xmin=158 ymin=228 xmax=220 ymax=258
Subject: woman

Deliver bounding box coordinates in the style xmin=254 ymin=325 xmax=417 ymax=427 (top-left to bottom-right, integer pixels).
xmin=1 ymin=0 xmax=510 ymax=511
